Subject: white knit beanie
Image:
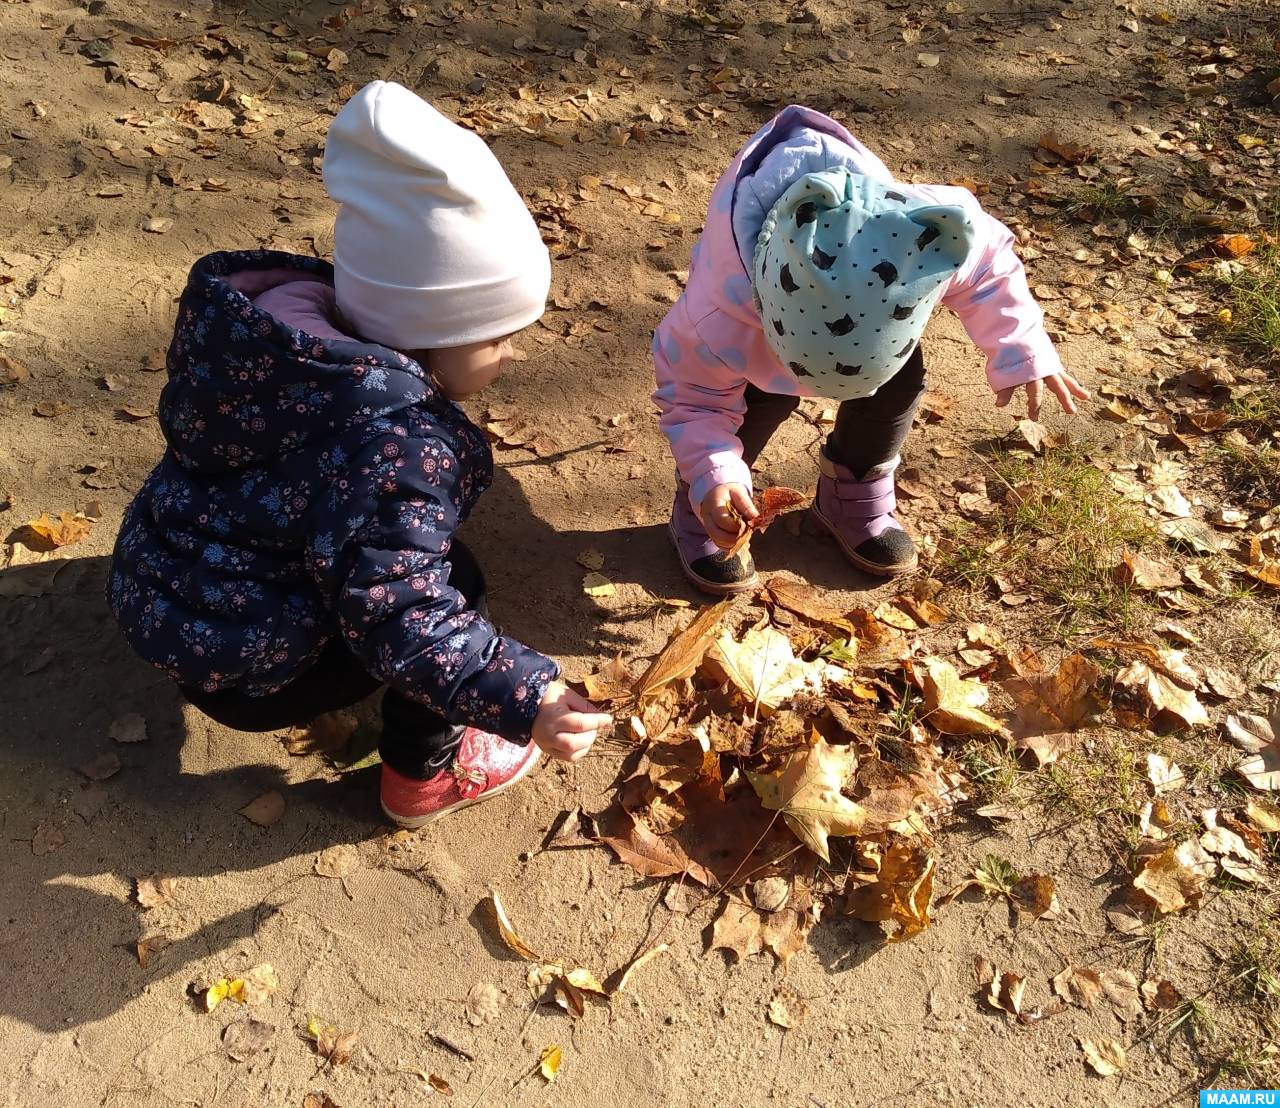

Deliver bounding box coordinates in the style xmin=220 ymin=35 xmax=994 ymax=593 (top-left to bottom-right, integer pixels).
xmin=323 ymin=81 xmax=551 ymax=350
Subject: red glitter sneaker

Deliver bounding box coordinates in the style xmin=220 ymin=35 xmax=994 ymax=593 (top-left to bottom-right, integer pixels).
xmin=379 ymin=728 xmax=542 ymax=829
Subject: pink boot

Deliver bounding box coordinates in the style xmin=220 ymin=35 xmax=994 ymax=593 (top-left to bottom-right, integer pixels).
xmin=380 ymin=727 xmax=541 ymax=829
xmin=669 ymin=478 xmax=759 ymax=596
xmin=811 ymin=449 xmax=918 ymax=576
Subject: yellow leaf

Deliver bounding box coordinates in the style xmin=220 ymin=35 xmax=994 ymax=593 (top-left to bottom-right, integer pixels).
xmin=633 ymin=600 xmax=729 ymax=699
xmin=582 ymin=572 xmax=615 ymax=598
xmin=705 ymin=624 xmax=827 ymax=714
xmin=844 ymin=840 xmax=936 ymax=941
xmin=611 ymin=944 xmax=668 ymax=996
xmin=10 ymin=510 xmax=93 ymax=552
xmin=538 ymin=1045 xmax=562 ymax=1082
xmin=1236 ymin=134 xmax=1267 ymax=150
xmin=746 ymin=736 xmax=865 ymax=862
xmin=918 ymin=658 xmax=1003 ymax=735
xmin=203 ymin=976 xmax=246 ymax=1012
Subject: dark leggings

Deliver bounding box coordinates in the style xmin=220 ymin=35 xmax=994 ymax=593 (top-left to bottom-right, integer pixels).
xmin=741 ymin=344 xmax=927 ymax=476
xmin=180 ymin=541 xmax=487 ymax=780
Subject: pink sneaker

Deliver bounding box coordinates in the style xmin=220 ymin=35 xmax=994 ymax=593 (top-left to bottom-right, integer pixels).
xmin=380 ymin=728 xmax=541 ymax=829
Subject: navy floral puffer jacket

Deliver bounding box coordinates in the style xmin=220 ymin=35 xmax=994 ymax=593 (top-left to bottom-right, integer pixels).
xmin=107 ymin=250 xmax=557 ymax=742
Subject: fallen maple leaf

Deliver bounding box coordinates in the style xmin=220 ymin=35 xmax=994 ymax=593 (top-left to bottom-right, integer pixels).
xmin=581 ymin=653 xmax=634 ymax=702
xmin=1039 ymin=131 xmax=1095 ymax=164
xmin=1115 ymin=660 xmax=1209 ymax=730
xmin=764 ymin=576 xmax=855 ymax=636
xmin=709 ymin=899 xmax=766 ymax=962
xmin=1001 ymin=649 xmax=1102 ymax=765
xmin=706 ymin=624 xmax=827 ymax=714
xmin=1053 ymin=965 xmax=1103 ymax=1009
xmin=746 ymin=737 xmax=865 ymax=862
xmin=917 ymin=658 xmax=1003 ymax=735
xmin=134 ymin=934 xmax=169 ymax=969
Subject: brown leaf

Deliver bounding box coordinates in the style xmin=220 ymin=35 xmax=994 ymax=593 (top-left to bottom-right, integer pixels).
xmin=1001 ymin=649 xmax=1102 ymax=765
xmin=1114 ymin=660 xmax=1209 ymax=730
xmin=765 ymin=576 xmax=854 ymax=636
xmin=725 ymin=486 xmax=808 ymax=557
xmin=633 ymin=600 xmax=729 ymax=700
xmin=1098 ymin=968 xmax=1140 ymax=1015
xmin=1245 ymin=797 xmax=1280 ymax=832
xmin=582 ymin=653 xmax=634 ymax=702
xmin=709 ymin=899 xmax=765 ymax=962
xmin=136 ymin=874 xmax=177 ymax=909
xmin=599 ymin=809 xmax=711 ymax=884
xmin=1140 ymin=978 xmax=1183 ymax=1010
xmin=1010 ymin=874 xmax=1059 ymax=921
xmin=1039 ymin=131 xmax=1095 ymax=164
xmin=238 ymin=790 xmax=285 ymax=827
xmin=9 ymin=511 xmax=93 ymax=551
xmin=488 ymin=890 xmax=545 ymax=961
xmin=466 ymin=982 xmax=503 ymax=1025
xmin=1080 ymin=1037 xmax=1126 ymax=1076
xmin=1053 ymin=965 xmax=1103 ymax=1009
xmin=426 ymin=1074 xmax=453 ymax=1096
xmin=314 ymin=1026 xmax=358 ymax=1066
xmin=222 ymin=1018 xmax=274 ymax=1062
xmin=134 ymin=934 xmax=169 ymax=969
xmin=766 ymin=986 xmax=808 ymax=1029
xmin=985 ymin=970 xmax=1027 ymax=1016
xmin=1225 ymin=706 xmax=1279 ymax=754
xmin=1130 ymin=840 xmax=1215 ymax=914
xmin=611 ymin=944 xmax=669 ymax=995
xmin=1114 ymin=550 xmax=1181 ymax=591
xmin=1212 ymin=233 xmax=1256 ymax=258
xmin=0 ymin=353 xmax=30 ymax=386
xmin=844 ymin=840 xmax=936 ymax=942
xmin=32 ymin=819 xmax=64 ymax=856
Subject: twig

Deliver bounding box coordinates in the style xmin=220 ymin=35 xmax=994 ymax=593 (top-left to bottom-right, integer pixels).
xmin=427 ymin=1032 xmax=475 ymax=1062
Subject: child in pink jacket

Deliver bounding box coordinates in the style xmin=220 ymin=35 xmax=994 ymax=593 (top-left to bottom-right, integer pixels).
xmin=653 ymin=105 xmax=1088 ymax=593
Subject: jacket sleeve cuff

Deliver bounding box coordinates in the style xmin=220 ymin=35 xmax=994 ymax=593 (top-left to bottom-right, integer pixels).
xmin=985 ymin=331 xmax=1065 ymax=392
xmin=449 ymin=638 xmax=561 ymax=745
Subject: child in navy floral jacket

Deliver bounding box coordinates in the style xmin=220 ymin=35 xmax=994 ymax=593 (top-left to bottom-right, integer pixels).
xmin=108 ymin=81 xmax=610 ymax=827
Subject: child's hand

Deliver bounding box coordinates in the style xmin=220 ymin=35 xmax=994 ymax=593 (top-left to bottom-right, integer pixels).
xmin=700 ymin=483 xmax=758 ymax=550
xmin=994 ymin=372 xmax=1090 ymax=421
xmin=531 ymin=682 xmax=612 ymax=762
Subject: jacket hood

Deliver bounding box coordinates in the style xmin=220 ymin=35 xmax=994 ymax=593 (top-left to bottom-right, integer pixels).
xmin=159 ymin=250 xmax=436 ymax=474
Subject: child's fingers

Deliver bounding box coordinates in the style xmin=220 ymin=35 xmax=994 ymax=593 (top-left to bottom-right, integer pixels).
xmin=994 ymin=386 xmax=1015 ymax=408
xmin=728 ymin=484 xmax=759 ymax=521
xmin=1025 ymin=379 xmax=1042 ymax=421
xmin=557 ymin=710 xmax=612 ymax=734
xmin=1045 ymin=374 xmax=1078 ymax=415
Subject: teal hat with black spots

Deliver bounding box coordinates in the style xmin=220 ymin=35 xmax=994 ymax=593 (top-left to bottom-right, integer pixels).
xmin=752 ymin=168 xmax=976 ymax=400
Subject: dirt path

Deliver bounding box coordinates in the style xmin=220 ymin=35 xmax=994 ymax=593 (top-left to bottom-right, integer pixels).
xmin=2 ymin=0 xmax=1278 ymax=1104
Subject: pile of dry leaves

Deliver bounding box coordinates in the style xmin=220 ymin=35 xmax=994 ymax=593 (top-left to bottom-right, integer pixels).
xmin=574 ymin=562 xmax=1277 ymax=965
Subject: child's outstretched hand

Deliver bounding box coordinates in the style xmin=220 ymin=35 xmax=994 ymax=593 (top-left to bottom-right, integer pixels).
xmin=532 ymin=682 xmax=612 ymax=762
xmin=994 ymin=371 xmax=1090 ymax=421
xmin=700 ymin=483 xmax=758 ymax=550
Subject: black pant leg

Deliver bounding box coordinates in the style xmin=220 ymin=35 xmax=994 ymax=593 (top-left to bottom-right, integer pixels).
xmin=739 ymin=384 xmax=802 ymax=469
xmin=826 ymin=344 xmax=927 ymax=478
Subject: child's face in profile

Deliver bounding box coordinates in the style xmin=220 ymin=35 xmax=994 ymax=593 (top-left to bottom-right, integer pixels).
xmin=424 ymin=337 xmax=515 ymax=401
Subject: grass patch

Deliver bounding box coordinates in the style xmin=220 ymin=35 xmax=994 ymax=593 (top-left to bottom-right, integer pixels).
xmin=938 ymin=446 xmax=1157 ymax=634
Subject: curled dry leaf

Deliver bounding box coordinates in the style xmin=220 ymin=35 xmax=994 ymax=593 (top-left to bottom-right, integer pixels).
xmin=746 ymin=736 xmax=865 ymax=862
xmin=1115 ymin=550 xmax=1181 ymax=591
xmin=1080 ymin=1037 xmax=1126 ymax=1077
xmin=136 ymin=874 xmax=177 ymax=909
xmin=1225 ymin=704 xmax=1280 ymax=791
xmin=1010 ymin=874 xmax=1059 ymax=921
xmin=917 ymin=658 xmax=1003 ymax=735
xmin=1245 ymin=797 xmax=1280 ymax=832
xmin=1130 ymin=840 xmax=1215 ymax=914
xmin=1113 ymin=661 xmax=1208 ymax=731
xmin=489 ymin=890 xmax=544 ymax=961
xmin=1141 ymin=978 xmax=1183 ymax=1011
xmin=633 ymin=600 xmax=729 ymax=700
xmin=765 ymin=576 xmax=854 ymax=636
xmin=240 ymin=962 xmax=279 ymax=1006
xmin=844 ymin=840 xmax=936 ymax=942
xmin=726 ymin=486 xmax=808 ymax=557
xmin=310 ymin=1021 xmax=358 ymax=1067
xmin=134 ymin=934 xmax=169 ymax=969
xmin=985 ymin=970 xmax=1027 ymax=1017
xmin=538 ymin=1045 xmax=562 ymax=1083
xmin=611 ymin=944 xmax=668 ymax=996
xmin=766 ymin=986 xmax=807 ymax=1029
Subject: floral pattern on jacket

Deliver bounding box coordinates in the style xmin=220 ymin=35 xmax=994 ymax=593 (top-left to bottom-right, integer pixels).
xmin=107 ymin=250 xmax=557 ymax=743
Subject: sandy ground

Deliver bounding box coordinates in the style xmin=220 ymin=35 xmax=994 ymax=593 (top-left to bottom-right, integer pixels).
xmin=1 ymin=0 xmax=1277 ymax=1104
